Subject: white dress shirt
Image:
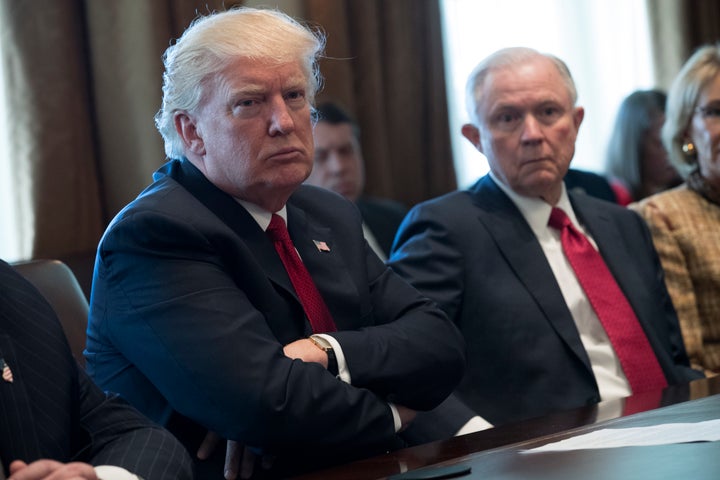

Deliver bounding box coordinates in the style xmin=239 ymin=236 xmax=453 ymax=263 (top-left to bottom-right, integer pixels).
xmin=490 ymin=172 xmax=631 ymax=402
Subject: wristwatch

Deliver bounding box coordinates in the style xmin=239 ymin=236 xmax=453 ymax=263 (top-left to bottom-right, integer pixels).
xmin=309 ymin=334 xmax=339 ymax=377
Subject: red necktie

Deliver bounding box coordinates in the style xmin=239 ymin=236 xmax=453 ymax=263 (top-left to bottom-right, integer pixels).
xmin=548 ymin=207 xmax=667 ymax=394
xmin=266 ymin=214 xmax=337 ymax=333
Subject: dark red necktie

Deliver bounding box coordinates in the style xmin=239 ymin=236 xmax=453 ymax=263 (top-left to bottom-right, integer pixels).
xmin=548 ymin=207 xmax=667 ymax=394
xmin=266 ymin=214 xmax=337 ymax=333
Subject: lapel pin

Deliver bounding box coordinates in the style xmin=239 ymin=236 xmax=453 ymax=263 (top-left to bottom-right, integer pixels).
xmin=1 ymin=358 xmax=13 ymax=383
xmin=313 ymin=240 xmax=331 ymax=252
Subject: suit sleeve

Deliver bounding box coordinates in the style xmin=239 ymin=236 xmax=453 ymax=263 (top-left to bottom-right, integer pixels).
xmin=76 ymin=368 xmax=193 ymax=480
xmin=328 ymin=240 xmax=466 ymax=411
xmin=387 ymin=203 xmax=467 ymax=321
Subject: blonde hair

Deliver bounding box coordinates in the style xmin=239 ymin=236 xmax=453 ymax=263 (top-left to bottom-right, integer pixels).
xmin=663 ymin=43 xmax=720 ymax=177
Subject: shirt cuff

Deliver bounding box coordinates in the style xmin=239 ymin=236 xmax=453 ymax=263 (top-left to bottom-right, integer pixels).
xmin=455 ymin=416 xmax=494 ymax=436
xmin=388 ymin=402 xmax=402 ymax=432
xmin=94 ymin=465 xmax=142 ymax=480
xmin=315 ymin=333 xmax=351 ymax=383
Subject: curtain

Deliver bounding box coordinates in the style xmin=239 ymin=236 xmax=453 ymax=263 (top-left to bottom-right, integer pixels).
xmin=648 ymin=0 xmax=720 ymax=88
xmin=1 ymin=0 xmax=450 ymax=264
xmin=303 ymin=0 xmax=457 ymax=207
xmin=0 ymin=0 xmax=103 ymax=260
xmin=0 ymin=0 xmax=233 ymax=262
xmin=84 ymin=0 xmax=240 ymax=217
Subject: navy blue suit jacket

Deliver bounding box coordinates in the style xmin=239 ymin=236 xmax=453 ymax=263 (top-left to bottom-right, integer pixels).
xmin=389 ymin=174 xmax=702 ymax=427
xmin=0 ymin=260 xmax=191 ymax=479
xmin=86 ymin=159 xmax=465 ymax=475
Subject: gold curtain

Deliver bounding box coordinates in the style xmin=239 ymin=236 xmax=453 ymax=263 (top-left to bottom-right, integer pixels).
xmin=303 ymin=0 xmax=457 ymax=207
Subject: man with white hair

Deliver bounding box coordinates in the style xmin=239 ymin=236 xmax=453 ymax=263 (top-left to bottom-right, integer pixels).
xmin=85 ymin=7 xmax=465 ymax=478
xmin=389 ymin=47 xmax=701 ymax=431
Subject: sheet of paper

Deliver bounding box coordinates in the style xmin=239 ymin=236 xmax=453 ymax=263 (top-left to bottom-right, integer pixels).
xmin=521 ymin=419 xmax=720 ymax=453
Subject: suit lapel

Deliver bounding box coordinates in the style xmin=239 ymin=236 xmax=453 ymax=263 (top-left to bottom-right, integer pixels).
xmin=160 ymin=159 xmax=299 ymax=306
xmin=472 ymin=176 xmax=593 ymax=371
xmin=286 ymin=201 xmax=361 ymax=331
xmin=162 ymin=159 xmax=360 ymax=334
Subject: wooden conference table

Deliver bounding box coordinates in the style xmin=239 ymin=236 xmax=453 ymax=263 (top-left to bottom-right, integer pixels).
xmin=295 ymin=375 xmax=720 ymax=479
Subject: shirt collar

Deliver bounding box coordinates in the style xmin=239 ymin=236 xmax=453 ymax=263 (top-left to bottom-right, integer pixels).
xmin=236 ymin=199 xmax=287 ymax=232
xmin=488 ymin=170 xmax=581 ymax=234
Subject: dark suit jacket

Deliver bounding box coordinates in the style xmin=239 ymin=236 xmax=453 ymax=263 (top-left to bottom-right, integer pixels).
xmin=389 ymin=174 xmax=702 ymax=427
xmin=0 ymin=260 xmax=191 ymax=479
xmin=564 ymin=168 xmax=618 ymax=203
xmin=86 ymin=159 xmax=465 ymax=476
xmin=356 ymin=196 xmax=408 ymax=256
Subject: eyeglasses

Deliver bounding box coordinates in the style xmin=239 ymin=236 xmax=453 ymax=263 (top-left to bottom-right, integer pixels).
xmin=694 ymin=104 xmax=720 ymax=124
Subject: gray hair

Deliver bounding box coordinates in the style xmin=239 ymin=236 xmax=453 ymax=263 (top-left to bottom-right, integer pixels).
xmin=464 ymin=47 xmax=578 ymax=126
xmin=155 ymin=7 xmax=326 ymax=159
xmin=663 ymin=43 xmax=720 ymax=177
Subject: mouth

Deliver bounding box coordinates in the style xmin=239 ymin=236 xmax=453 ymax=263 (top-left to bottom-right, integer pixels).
xmin=523 ymin=157 xmax=551 ymax=165
xmin=267 ymin=147 xmax=304 ymax=161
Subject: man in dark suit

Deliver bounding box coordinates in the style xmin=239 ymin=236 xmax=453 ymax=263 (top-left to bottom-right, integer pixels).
xmin=85 ymin=7 xmax=465 ymax=479
xmin=388 ymin=47 xmax=701 ymax=431
xmin=0 ymin=260 xmax=191 ymax=480
xmin=305 ymin=101 xmax=407 ymax=259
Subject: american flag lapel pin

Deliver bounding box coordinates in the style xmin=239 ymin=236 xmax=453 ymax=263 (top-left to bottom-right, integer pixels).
xmin=313 ymin=240 xmax=331 ymax=252
xmin=1 ymin=358 xmax=13 ymax=383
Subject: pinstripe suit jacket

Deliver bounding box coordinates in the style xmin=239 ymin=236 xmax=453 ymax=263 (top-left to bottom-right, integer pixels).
xmin=0 ymin=260 xmax=192 ymax=479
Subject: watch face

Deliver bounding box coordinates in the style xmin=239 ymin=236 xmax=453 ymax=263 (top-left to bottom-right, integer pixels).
xmin=310 ymin=335 xmax=332 ymax=350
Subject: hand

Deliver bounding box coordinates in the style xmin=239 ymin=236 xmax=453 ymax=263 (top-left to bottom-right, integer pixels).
xmin=198 ymin=431 xmax=273 ymax=479
xmin=8 ymin=460 xmax=98 ymax=479
xmin=395 ymin=404 xmax=418 ymax=432
xmin=283 ymin=338 xmax=327 ymax=367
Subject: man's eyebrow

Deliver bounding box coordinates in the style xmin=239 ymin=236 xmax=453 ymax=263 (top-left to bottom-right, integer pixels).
xmin=231 ymin=84 xmax=265 ymax=96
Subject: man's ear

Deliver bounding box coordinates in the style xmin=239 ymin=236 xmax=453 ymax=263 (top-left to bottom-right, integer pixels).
xmin=175 ymin=112 xmax=206 ymax=155
xmin=461 ymin=124 xmax=483 ymax=153
xmin=573 ymin=106 xmax=585 ymax=130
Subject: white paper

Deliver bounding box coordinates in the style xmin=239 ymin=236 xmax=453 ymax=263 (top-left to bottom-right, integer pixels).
xmin=521 ymin=419 xmax=720 ymax=453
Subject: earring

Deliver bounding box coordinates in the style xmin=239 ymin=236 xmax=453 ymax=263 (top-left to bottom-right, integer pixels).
xmin=682 ymin=142 xmax=696 ymax=162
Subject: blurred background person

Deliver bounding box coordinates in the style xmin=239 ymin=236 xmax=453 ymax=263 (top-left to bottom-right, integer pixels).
xmin=631 ymin=44 xmax=720 ymax=376
xmin=605 ymin=89 xmax=682 ymax=205
xmin=306 ymin=102 xmax=407 ymax=260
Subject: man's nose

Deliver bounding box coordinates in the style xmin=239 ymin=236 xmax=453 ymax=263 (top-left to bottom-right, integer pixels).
xmin=326 ymin=152 xmax=346 ymax=173
xmin=520 ymin=114 xmax=543 ymax=144
xmin=268 ymin=98 xmax=295 ymax=135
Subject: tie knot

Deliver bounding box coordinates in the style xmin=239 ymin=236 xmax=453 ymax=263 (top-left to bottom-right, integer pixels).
xmin=266 ymin=214 xmax=290 ymax=241
xmin=548 ymin=207 xmax=571 ymax=230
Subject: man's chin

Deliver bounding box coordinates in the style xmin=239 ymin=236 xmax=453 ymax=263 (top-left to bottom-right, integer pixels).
xmin=516 ymin=176 xmax=564 ymax=200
